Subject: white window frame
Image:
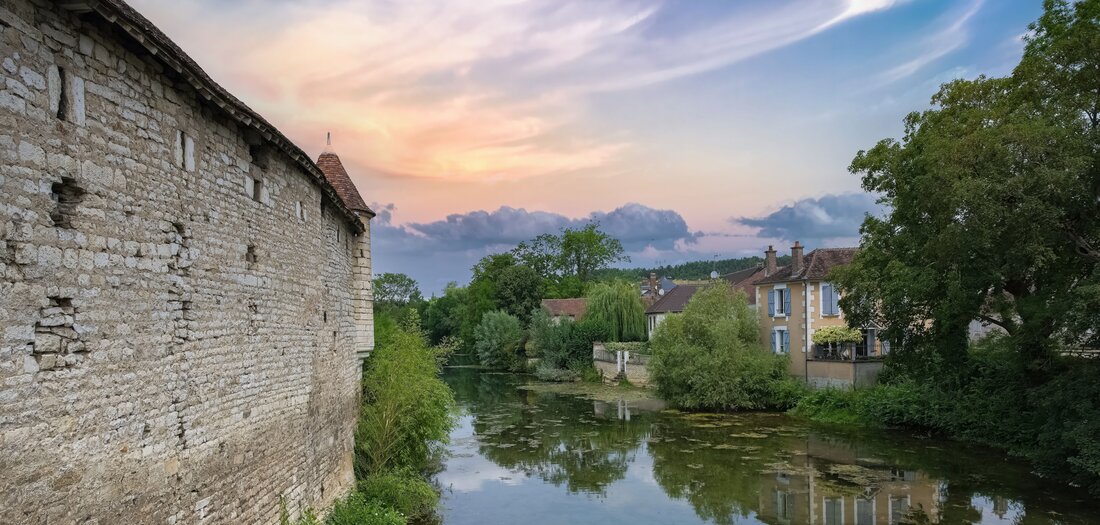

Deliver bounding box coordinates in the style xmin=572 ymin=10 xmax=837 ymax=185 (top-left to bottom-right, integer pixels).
xmin=823 ymin=496 xmax=845 ymax=525
xmin=855 ymin=497 xmax=876 ymax=525
xmin=773 ymin=327 xmax=789 ymax=354
xmin=773 ymin=283 xmax=788 ymax=318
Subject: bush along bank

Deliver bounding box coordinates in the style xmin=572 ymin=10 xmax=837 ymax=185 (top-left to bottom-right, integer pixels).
xmin=283 ymin=311 xmax=456 ymax=525
xmin=791 ymin=336 xmax=1100 ymax=496
xmin=647 ymin=284 xmax=804 ymax=411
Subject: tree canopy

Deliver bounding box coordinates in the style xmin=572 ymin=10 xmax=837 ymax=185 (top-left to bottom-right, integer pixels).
xmin=373 ymin=273 xmax=423 ymax=308
xmin=835 ymin=0 xmax=1100 ymax=367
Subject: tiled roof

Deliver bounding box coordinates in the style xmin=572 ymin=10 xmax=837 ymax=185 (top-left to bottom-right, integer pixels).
xmin=81 ymin=0 xmax=372 ymax=227
xmin=757 ymin=248 xmax=858 ymax=284
xmin=720 ymin=266 xmax=766 ymax=305
xmin=646 ymin=284 xmax=702 ymax=314
xmin=541 ymin=299 xmax=587 ymax=319
xmin=316 ymin=152 xmax=371 ymax=213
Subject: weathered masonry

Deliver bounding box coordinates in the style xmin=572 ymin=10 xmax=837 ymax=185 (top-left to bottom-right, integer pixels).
xmin=0 ymin=0 xmax=374 ymax=523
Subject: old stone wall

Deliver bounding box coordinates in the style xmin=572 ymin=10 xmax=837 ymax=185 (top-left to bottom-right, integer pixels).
xmin=0 ymin=1 xmax=365 ymax=523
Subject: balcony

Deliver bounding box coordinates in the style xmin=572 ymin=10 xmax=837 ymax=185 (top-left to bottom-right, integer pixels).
xmin=810 ymin=342 xmax=885 ymax=362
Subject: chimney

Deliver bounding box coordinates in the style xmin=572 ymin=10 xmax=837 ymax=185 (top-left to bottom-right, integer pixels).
xmin=648 ymin=272 xmax=658 ymax=296
xmin=790 ymin=241 xmax=804 ymax=276
xmin=764 ymin=245 xmax=777 ymax=276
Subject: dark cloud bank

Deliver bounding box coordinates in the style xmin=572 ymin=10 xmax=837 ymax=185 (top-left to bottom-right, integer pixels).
xmin=734 ymin=192 xmax=884 ymax=247
xmin=373 ymin=193 xmax=882 ymax=294
xmin=371 ymin=203 xmax=697 ymax=293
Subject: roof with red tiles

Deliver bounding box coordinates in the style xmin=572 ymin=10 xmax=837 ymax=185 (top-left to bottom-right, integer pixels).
xmin=316 ymin=151 xmax=372 ymax=214
xmin=757 ymin=248 xmax=858 ymax=285
xmin=720 ymin=266 xmax=766 ymax=305
xmin=541 ymin=299 xmax=587 ymax=319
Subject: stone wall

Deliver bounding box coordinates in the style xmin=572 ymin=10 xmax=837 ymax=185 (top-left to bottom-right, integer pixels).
xmin=0 ymin=1 xmax=368 ymax=523
xmin=592 ymin=343 xmax=651 ymax=386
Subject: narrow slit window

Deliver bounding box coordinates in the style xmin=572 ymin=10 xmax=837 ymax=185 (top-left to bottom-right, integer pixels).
xmin=177 ymin=131 xmax=187 ymax=168
xmin=56 ymin=67 xmax=68 ymax=120
xmin=251 ymin=178 xmax=262 ymax=202
xmin=244 ymin=245 xmax=258 ymax=265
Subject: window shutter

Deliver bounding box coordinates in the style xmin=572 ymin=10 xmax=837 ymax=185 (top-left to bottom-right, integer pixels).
xmin=783 ymin=290 xmax=791 ymax=316
xmin=768 ymin=290 xmax=776 ymax=317
xmin=771 ymin=331 xmax=778 ymax=353
xmin=867 ymin=329 xmax=876 ymax=356
xmin=782 ymin=330 xmax=791 ymax=353
xmin=822 ymin=284 xmax=831 ymax=315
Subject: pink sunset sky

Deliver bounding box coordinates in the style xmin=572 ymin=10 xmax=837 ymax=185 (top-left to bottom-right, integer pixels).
xmin=131 ymin=0 xmax=1038 ymax=290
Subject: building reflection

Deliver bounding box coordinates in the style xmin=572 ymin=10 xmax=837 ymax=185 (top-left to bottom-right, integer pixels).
xmin=757 ymin=437 xmax=943 ymax=525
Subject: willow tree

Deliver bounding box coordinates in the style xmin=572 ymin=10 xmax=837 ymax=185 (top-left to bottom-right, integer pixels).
xmin=585 ymin=281 xmax=646 ymax=342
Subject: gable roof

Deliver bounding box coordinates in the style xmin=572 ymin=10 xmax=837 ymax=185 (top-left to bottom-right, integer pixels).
xmin=646 ymin=284 xmax=702 ymax=314
xmin=721 ymin=266 xmax=766 ymax=305
xmin=316 ymin=151 xmax=371 ymax=213
xmin=541 ymin=299 xmax=587 ymax=319
xmin=721 ymin=266 xmax=765 ymax=285
xmin=71 ymin=0 xmax=373 ymax=227
xmin=757 ymin=248 xmax=858 ymax=285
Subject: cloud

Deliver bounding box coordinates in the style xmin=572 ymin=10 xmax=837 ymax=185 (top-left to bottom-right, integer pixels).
xmin=370 ymin=202 xmax=697 ymax=292
xmin=875 ymin=0 xmax=983 ymax=85
xmin=734 ymin=193 xmax=885 ymax=246
xmin=131 ymin=0 xmax=901 ymax=183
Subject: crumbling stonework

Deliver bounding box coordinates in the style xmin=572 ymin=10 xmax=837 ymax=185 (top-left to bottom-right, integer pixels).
xmin=0 ymin=0 xmax=373 ymax=523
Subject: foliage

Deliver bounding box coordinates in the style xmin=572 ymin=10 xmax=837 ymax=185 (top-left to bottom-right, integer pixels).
xmin=592 ymin=255 xmax=791 ymax=282
xmin=279 ymin=498 xmax=320 ymax=525
xmin=325 ymin=493 xmax=407 ymax=525
xmin=495 ymin=264 xmax=543 ymax=322
xmin=357 ymin=319 xmax=455 ymax=477
xmin=513 ymin=223 xmax=628 ymax=285
xmin=603 ymin=341 xmax=650 ymax=354
xmin=373 ymin=273 xmax=423 ymax=309
xmin=530 ymin=309 xmax=610 ymax=369
xmin=794 ymin=335 xmax=1100 ymax=495
xmin=422 ymin=283 xmax=467 ymax=345
xmin=359 ymin=471 xmax=437 ymax=520
xmin=648 ymin=284 xmax=803 ymax=411
xmin=585 ymin=281 xmax=646 ymax=342
xmin=533 ymin=361 xmax=580 ymax=382
xmin=473 ymin=311 xmax=525 ymax=371
xmin=836 ymin=0 xmax=1100 ymax=367
xmin=811 ymin=326 xmax=863 ymax=346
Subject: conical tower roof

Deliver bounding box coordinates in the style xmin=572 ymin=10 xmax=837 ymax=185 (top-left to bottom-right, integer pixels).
xmin=316 ymin=134 xmax=371 ymax=215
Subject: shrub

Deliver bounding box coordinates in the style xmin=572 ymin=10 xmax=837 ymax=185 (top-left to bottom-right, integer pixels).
xmin=648 ymin=284 xmax=800 ymax=411
xmin=585 ymin=281 xmax=646 ymax=342
xmin=357 ymin=321 xmax=455 ymax=476
xmin=529 ymin=309 xmax=609 ymax=370
xmin=326 ymin=493 xmax=406 ymax=525
xmin=473 ymin=311 xmax=525 ymax=371
xmin=533 ymin=361 xmax=580 ymax=382
xmin=360 ymin=471 xmax=437 ymax=520
xmin=811 ymin=326 xmax=863 ymax=346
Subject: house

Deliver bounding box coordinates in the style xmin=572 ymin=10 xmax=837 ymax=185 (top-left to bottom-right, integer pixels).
xmin=640 ymin=272 xmax=677 ymax=303
xmin=756 ymin=242 xmax=886 ymax=389
xmin=645 ymin=284 xmax=702 ymax=339
xmin=720 ymin=265 xmax=768 ymax=307
xmin=541 ymin=298 xmax=587 ymax=323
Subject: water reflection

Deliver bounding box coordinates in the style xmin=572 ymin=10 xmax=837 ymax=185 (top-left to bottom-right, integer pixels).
xmin=437 ymin=368 xmax=1097 ymax=525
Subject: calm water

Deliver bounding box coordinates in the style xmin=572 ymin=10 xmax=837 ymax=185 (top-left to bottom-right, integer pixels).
xmin=435 ymin=367 xmax=1099 ymax=525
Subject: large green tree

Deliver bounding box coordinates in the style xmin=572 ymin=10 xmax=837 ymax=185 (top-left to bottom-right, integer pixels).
xmin=836 ymin=0 xmax=1100 ymax=368
xmin=373 ymin=273 xmax=423 ymax=309
xmin=512 ymin=223 xmax=628 ymax=297
xmin=584 ymin=281 xmax=646 ymax=342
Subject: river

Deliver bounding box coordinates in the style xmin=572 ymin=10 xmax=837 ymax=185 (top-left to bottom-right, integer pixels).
xmin=433 ymin=366 xmax=1099 ymax=524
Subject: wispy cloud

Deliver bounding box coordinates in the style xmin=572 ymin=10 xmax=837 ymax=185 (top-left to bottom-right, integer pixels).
xmin=875 ymin=0 xmax=984 ymax=85
xmin=132 ymin=0 xmax=900 ymax=183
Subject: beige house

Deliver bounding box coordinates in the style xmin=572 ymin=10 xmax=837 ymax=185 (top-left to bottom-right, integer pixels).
xmin=756 ymin=242 xmax=887 ymax=388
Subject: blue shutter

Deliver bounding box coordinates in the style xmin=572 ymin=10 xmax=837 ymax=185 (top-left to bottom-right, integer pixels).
xmin=783 ymin=290 xmax=791 ymax=316
xmin=821 ymin=284 xmax=831 ymax=315
xmin=771 ymin=331 xmax=778 ymax=353
xmin=782 ymin=331 xmax=791 ymax=353
xmin=768 ymin=290 xmax=776 ymax=317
